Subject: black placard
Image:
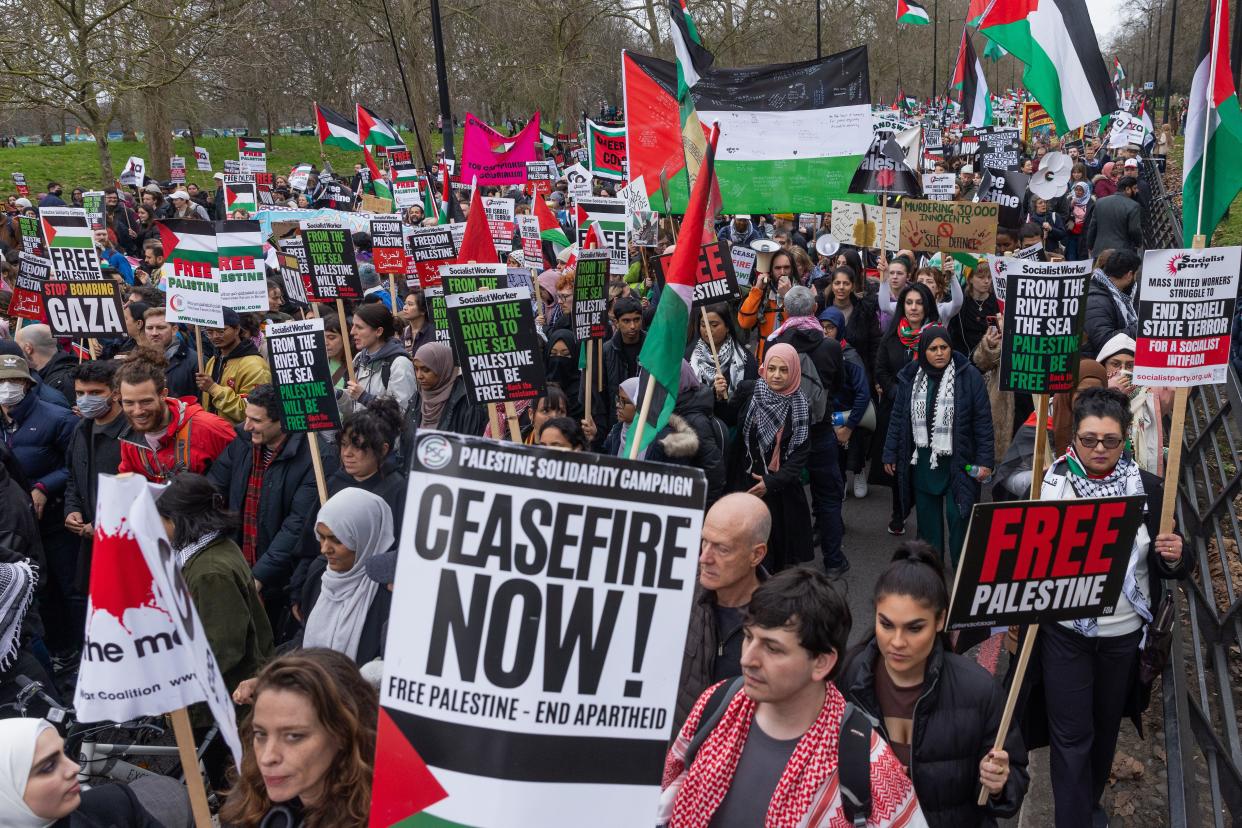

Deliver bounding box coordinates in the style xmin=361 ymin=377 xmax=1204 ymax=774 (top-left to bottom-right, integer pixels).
xmin=371 ymin=216 xmax=406 ymax=274
xmin=948 ymin=498 xmax=1145 ymax=628
xmin=976 ymin=168 xmax=1030 ymax=229
xmin=407 ymin=226 xmax=459 ymax=289
xmin=301 ymin=222 xmax=362 ymax=301
xmin=996 ymin=258 xmax=1091 ymax=393
xmin=446 ymin=288 xmax=546 ymax=404
xmin=572 ymin=250 xmax=609 ymax=341
xmin=650 ymin=240 xmax=740 ymax=308
xmin=41 ymin=280 xmax=124 ymax=337
xmin=442 ymin=263 xmax=505 ymax=295
xmin=265 ymin=318 xmax=342 ymax=432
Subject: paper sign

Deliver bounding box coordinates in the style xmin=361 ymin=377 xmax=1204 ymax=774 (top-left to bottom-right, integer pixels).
xmin=922 ymin=173 xmax=955 ymax=201
xmin=1135 ymin=246 xmax=1241 ymax=386
xmin=223 ymin=173 xmax=258 ymax=215
xmin=169 ymin=157 xmax=186 ymax=185
xmin=277 ymin=252 xmax=307 ymax=305
xmin=731 ymin=246 xmax=757 ymax=288
xmin=406 ymin=226 xmax=458 ymax=289
xmin=301 ymin=220 xmax=362 ymax=301
xmin=446 ymin=288 xmax=546 ymax=403
xmin=994 ymin=257 xmax=1091 ymax=393
xmin=265 ymin=318 xmax=341 ymax=432
xmin=830 ymin=200 xmax=900 ymax=251
xmin=194 ymin=147 xmax=212 ymax=171
xmin=371 ymin=216 xmax=407 ymax=274
xmin=572 ymin=250 xmax=609 ymax=341
xmin=42 ymin=280 xmax=125 ymax=336
xmin=217 ymin=219 xmax=267 ymax=313
xmin=482 ymin=197 xmax=516 ymax=258
xmin=575 ymin=197 xmax=628 ymax=276
xmin=40 ymin=207 xmax=102 ymax=280
xmin=516 ymin=214 xmax=542 ymax=266
xmin=563 ymin=163 xmax=592 ymax=201
xmin=441 ymin=262 xmax=505 ymax=296
xmin=899 ymin=200 xmax=998 ymax=255
xmin=119 ymin=156 xmax=145 ymax=187
xmin=425 ymin=287 xmax=450 ymax=342
xmin=617 ymin=176 xmax=651 ymax=215
xmin=17 ymin=215 xmax=42 ymax=257
xmin=12 ymin=253 xmax=50 ymax=320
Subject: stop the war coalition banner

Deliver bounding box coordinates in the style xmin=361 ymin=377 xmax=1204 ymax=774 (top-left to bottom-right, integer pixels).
xmin=371 ymin=433 xmax=705 ymax=827
xmin=948 ymin=497 xmax=1145 ymax=628
xmin=995 ymin=257 xmax=1091 ymax=393
xmin=446 ymin=288 xmax=546 ymax=403
xmin=1135 ymin=247 xmax=1241 ymax=386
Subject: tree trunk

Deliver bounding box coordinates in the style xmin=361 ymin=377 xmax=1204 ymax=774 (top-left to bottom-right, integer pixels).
xmin=265 ymin=102 xmax=275 ymax=151
xmin=143 ymin=87 xmax=172 ymax=179
xmin=94 ymin=126 xmax=114 ymax=187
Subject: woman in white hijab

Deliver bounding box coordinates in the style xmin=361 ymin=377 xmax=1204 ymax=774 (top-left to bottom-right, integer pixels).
xmin=0 ymin=718 xmax=160 ymax=826
xmin=300 ymin=488 xmax=395 ymax=665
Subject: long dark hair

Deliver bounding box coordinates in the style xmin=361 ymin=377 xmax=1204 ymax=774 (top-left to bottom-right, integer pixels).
xmin=695 ymin=301 xmax=745 ymax=347
xmin=155 ymin=473 xmax=237 ymax=547
xmin=883 ymin=282 xmax=939 ymax=339
xmin=874 ymin=540 xmax=952 ymax=649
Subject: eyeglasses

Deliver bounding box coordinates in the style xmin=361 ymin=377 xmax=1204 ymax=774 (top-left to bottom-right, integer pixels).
xmin=1076 ymin=434 xmax=1124 ymax=450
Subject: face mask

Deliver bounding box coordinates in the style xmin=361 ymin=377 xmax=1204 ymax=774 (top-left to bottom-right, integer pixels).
xmin=0 ymin=382 xmax=26 ymax=406
xmin=546 ymin=355 xmax=575 ymax=380
xmin=76 ymin=394 xmax=112 ymax=419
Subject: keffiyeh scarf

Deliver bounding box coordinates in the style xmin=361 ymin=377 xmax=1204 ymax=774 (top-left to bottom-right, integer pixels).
xmin=1091 ymin=268 xmax=1138 ymax=329
xmin=175 ymin=531 xmax=221 ymax=569
xmin=0 ymin=561 xmax=36 ymax=670
xmin=1062 ymin=446 xmax=1151 ymax=637
xmin=910 ymin=365 xmax=956 ymax=469
xmin=690 ymin=337 xmax=747 ymax=390
xmin=745 ymin=382 xmax=810 ymax=472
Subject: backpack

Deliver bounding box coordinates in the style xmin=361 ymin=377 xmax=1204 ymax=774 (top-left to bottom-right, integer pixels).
xmin=796 ymin=352 xmax=828 ymax=424
xmin=682 ymin=678 xmax=873 ymax=827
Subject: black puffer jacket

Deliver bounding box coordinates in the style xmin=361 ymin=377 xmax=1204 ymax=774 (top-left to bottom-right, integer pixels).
xmin=838 ymin=637 xmax=1029 ymax=828
xmin=644 ymin=387 xmax=726 ymax=507
xmin=1081 ymin=276 xmax=1137 ymax=359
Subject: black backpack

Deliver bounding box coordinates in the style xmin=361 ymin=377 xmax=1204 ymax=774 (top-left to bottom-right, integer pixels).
xmin=682 ymin=677 xmax=873 ymax=827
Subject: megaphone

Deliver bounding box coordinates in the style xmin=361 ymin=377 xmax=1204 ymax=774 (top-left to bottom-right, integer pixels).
xmin=815 ymin=235 xmax=840 ymax=260
xmin=1029 ymin=152 xmax=1071 ymax=200
xmin=751 ymin=238 xmax=781 ymax=273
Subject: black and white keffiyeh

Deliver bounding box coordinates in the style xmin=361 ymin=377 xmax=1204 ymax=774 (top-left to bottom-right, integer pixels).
xmin=910 ymin=364 xmax=956 ymax=468
xmin=1092 ymin=268 xmax=1138 ymax=329
xmin=0 ymin=561 xmax=36 ymax=670
xmin=745 ymin=382 xmax=810 ymax=469
xmin=690 ymin=337 xmax=747 ymax=390
xmin=175 ymin=531 xmax=221 ymax=568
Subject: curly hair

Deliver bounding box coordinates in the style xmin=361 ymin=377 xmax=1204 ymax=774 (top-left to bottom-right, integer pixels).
xmin=220 ymin=649 xmax=378 ymax=828
xmin=113 ymin=346 xmax=168 ymax=392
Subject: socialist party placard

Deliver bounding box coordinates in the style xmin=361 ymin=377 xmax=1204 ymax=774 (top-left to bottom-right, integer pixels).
xmin=996 ymin=257 xmax=1091 ymax=393
xmin=372 ymin=433 xmax=705 ymax=828
xmin=947 ymin=497 xmax=1144 ymax=628
xmin=265 ymin=318 xmax=341 ymax=432
xmin=301 ymin=220 xmax=362 ymax=301
xmin=1135 ymin=246 xmax=1241 ymax=386
xmin=573 ymin=249 xmax=609 ymax=341
xmin=446 ymin=288 xmax=546 ymax=403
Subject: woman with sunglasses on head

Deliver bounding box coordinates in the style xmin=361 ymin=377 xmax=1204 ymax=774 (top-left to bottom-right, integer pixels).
xmin=1030 ymin=387 xmax=1191 ymax=828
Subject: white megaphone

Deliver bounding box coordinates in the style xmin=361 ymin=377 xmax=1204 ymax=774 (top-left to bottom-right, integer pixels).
xmin=1029 ymin=152 xmax=1071 ymax=200
xmin=751 ymin=238 xmax=781 ymax=273
xmin=815 ymin=234 xmax=840 ymax=259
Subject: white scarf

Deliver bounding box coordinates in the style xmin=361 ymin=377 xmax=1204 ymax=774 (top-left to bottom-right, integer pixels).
xmin=690 ymin=336 xmax=746 ymax=390
xmin=0 ymin=718 xmax=55 ymax=828
xmin=303 ymin=488 xmax=393 ymax=661
xmin=910 ymin=364 xmax=956 ymax=468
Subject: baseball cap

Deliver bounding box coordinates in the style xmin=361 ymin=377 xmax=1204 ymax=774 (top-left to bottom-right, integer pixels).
xmin=14 ymin=197 xmax=31 ymax=209
xmin=169 ymin=190 xmax=189 ymax=200
xmin=143 ymin=183 xmax=162 ymax=195
xmin=0 ymin=355 xmax=32 ymax=382
xmin=1123 ymin=158 xmax=1139 ymax=168
xmin=213 ymin=172 xmax=224 ymax=181
xmin=961 ymin=164 xmax=974 ymax=174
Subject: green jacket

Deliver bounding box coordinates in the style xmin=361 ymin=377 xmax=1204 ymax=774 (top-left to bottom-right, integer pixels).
xmin=183 ymin=535 xmax=274 ymax=694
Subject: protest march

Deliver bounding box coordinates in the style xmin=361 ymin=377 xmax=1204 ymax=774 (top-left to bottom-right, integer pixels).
xmin=1 ymin=0 xmax=1242 ymax=824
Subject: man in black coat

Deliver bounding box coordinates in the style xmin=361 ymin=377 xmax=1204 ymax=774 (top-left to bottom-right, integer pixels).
xmin=1085 ymin=175 xmax=1143 ymax=257
xmin=142 ymin=307 xmax=199 ymax=399
xmin=600 ymin=295 xmax=645 ymax=431
xmin=15 ymin=324 xmax=76 ymax=407
xmin=1082 ymin=248 xmax=1140 ymax=359
xmin=206 ymin=384 xmax=334 ymax=612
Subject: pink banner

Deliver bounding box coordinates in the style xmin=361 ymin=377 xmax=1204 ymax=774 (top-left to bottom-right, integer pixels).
xmin=459 ymin=112 xmax=541 ymax=186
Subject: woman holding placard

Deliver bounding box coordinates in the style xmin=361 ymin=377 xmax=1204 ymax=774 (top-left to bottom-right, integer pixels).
xmin=344 ymin=304 xmax=416 ymax=418
xmin=882 ymin=326 xmax=993 ymax=565
xmin=1033 ymin=388 xmax=1190 ymax=827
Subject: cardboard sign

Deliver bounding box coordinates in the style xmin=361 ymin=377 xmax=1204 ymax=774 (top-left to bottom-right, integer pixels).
xmin=82 ymin=191 xmax=105 ymax=230
xmin=40 ymin=207 xmax=102 ymax=281
xmin=976 ymin=168 xmax=1029 ymax=229
xmin=277 ymin=252 xmax=308 ymax=305
xmin=371 ymin=432 xmax=704 ymax=828
xmin=11 ymin=171 xmax=28 ymax=197
xmin=119 ymin=156 xmax=145 ymax=187
xmin=266 ymin=318 xmax=341 ymax=432
xmin=516 ymin=214 xmax=542 ymax=266
xmin=169 ymin=156 xmax=186 ymax=185
xmin=563 ymin=162 xmax=593 ymax=201
xmin=223 ymin=173 xmax=258 ymax=215
xmin=217 ymin=219 xmax=267 ymax=313
xmin=12 ymin=253 xmax=50 ymax=320
xmin=1135 ymin=246 xmax=1241 ymax=386
xmin=238 ymin=138 xmax=267 ymax=173
xmin=899 ymin=200 xmax=998 ymax=255
xmin=731 ymin=245 xmax=757 ymax=289
xmin=994 ymin=257 xmax=1091 ymax=393
xmin=574 ymin=196 xmax=628 ymax=276
xmin=922 ymin=173 xmax=955 ymax=201
xmin=371 ymin=216 xmax=407 ymax=274
xmin=442 ymin=262 xmax=505 ymax=295
xmin=617 ymin=176 xmax=651 ymax=216
xmin=288 ymin=163 xmax=312 ymax=192
xmin=194 ymin=146 xmax=212 ymax=171
xmin=572 ymin=250 xmax=609 ymax=341
xmin=406 ymin=226 xmax=458 ymax=289
xmin=948 ymin=498 xmax=1145 ymax=629
xmin=301 ymin=221 xmax=362 ymax=301
xmin=425 ymin=287 xmax=450 ymax=342
xmin=42 ymin=280 xmax=124 ymax=336
xmin=17 ymin=215 xmax=42 ymax=257
xmin=482 ymin=197 xmax=516 ymax=258
xmin=446 ymin=287 xmax=546 ymax=403
xmin=830 ymin=200 xmax=900 ymax=251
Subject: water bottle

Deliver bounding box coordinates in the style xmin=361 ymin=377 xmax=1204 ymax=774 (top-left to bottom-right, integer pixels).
xmin=965 ymin=464 xmax=992 ymax=483
xmin=831 ymin=411 xmax=847 ymax=427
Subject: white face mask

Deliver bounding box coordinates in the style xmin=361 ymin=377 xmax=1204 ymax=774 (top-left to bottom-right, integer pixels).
xmin=0 ymin=381 xmax=27 ymax=406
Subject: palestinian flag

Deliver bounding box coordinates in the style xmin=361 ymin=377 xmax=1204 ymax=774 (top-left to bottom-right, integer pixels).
xmin=238 ymin=138 xmax=266 ymax=153
xmin=532 ymin=193 xmax=571 ymax=251
xmin=1182 ymin=0 xmax=1242 ymax=241
xmin=1112 ymin=57 xmax=1126 ymax=84
xmin=540 ymin=130 xmax=556 ymax=150
xmin=585 ymin=119 xmax=627 ymax=180
xmin=967 ymin=0 xmax=988 ymax=26
xmin=953 ymin=30 xmax=994 ymax=127
xmin=983 ymin=37 xmax=1009 ymax=61
xmin=420 ymin=175 xmax=439 ymax=221
xmin=623 ymin=44 xmax=871 ymax=212
xmin=357 ymin=105 xmax=402 ymax=148
xmin=156 ymin=219 xmax=218 ymax=278
xmin=38 ymin=207 xmax=92 ymax=249
xmin=1138 ymin=98 xmax=1156 ymax=142
xmin=623 ymin=124 xmax=720 ymax=459
xmin=436 ymin=163 xmax=465 ymax=225
xmin=897 ymin=0 xmax=931 ymax=25
xmin=670 ymin=0 xmax=713 ymax=192
xmin=362 ymin=145 xmax=394 ymax=203
xmin=979 ymin=0 xmax=1116 ymax=133
xmin=314 ymin=102 xmax=363 ymax=151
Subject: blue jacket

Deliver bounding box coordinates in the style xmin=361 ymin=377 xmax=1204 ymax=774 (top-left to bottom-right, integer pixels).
xmin=99 ymin=247 xmax=134 ymax=285
xmin=883 ymin=352 xmax=994 ymax=518
xmin=1 ymin=389 xmax=78 ymax=496
xmin=835 ymin=357 xmax=871 ymax=431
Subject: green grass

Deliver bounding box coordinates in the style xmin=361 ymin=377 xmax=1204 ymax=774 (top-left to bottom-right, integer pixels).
xmin=0 ymin=131 xmax=463 ymax=192
xmin=1166 ymin=135 xmax=1242 ymax=246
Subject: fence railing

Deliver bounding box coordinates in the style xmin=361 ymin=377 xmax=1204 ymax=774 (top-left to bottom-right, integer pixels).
xmin=1140 ymin=154 xmax=1183 ymax=249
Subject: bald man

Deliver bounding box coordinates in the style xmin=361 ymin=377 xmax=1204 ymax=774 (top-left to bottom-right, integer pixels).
xmin=15 ymin=324 xmax=76 ymax=407
xmin=673 ymin=492 xmax=771 ymax=732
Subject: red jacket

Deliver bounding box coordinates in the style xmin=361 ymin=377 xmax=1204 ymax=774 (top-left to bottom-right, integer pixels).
xmin=118 ymin=398 xmax=236 ymax=482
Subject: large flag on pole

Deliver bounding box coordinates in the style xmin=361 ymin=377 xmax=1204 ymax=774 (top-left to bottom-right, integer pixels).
xmin=1112 ymin=57 xmax=1126 ymax=85
xmin=967 ymin=0 xmax=988 ymax=26
xmin=953 ymin=30 xmax=994 ymax=127
xmin=314 ymin=103 xmax=363 ymax=151
xmin=623 ymin=124 xmax=720 ymax=460
xmin=669 ymin=0 xmax=713 ymax=192
xmin=362 ymin=146 xmax=394 ymax=203
xmin=1183 ymin=0 xmax=1242 ymax=241
xmin=897 ymin=0 xmax=931 ymax=25
xmin=357 ymin=105 xmax=402 ymax=148
xmin=532 ymin=193 xmax=571 ymax=252
xmin=978 ymin=0 xmax=1116 ymax=132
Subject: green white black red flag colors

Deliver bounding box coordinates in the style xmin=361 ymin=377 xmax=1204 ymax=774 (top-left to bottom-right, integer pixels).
xmin=40 ymin=207 xmax=102 ymax=281
xmin=585 ymin=119 xmax=627 ymax=180
xmin=897 ymin=0 xmax=931 ymax=24
xmin=533 ymin=191 xmax=571 ymax=252
xmin=624 ymin=123 xmax=720 ymax=460
xmin=223 ymin=174 xmax=258 ymax=215
xmin=623 ymin=46 xmax=871 ymax=212
xmin=370 ymin=432 xmax=704 ymax=828
xmin=574 ymin=197 xmax=629 ymax=276
xmin=357 ymin=104 xmax=402 ymax=148
xmin=159 ymin=219 xmax=222 ymax=327
xmin=217 ymin=220 xmax=267 ymax=312
xmin=978 ymin=0 xmax=1115 ymax=132
xmin=953 ymin=30 xmax=993 ymax=127
xmin=314 ymin=102 xmax=363 ymax=151
xmin=1182 ymin=0 xmax=1242 ymax=242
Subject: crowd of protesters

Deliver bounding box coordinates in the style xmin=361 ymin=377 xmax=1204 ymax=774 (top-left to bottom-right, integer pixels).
xmin=0 ymin=124 xmax=1201 ymax=827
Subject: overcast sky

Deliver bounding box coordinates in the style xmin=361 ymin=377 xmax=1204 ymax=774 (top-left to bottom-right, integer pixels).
xmin=1086 ymin=0 xmax=1124 ymax=46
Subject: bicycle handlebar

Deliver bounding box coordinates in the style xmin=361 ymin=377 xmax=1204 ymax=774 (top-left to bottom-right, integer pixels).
xmin=15 ymin=675 xmax=69 ymax=723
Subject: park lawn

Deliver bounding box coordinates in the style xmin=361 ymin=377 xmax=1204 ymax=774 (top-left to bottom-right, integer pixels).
xmin=0 ymin=131 xmax=460 ymax=194
xmin=1167 ymin=134 xmax=1242 ymax=246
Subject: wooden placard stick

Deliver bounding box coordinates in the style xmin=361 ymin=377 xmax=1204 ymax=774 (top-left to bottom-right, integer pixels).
xmin=168 ymin=707 xmax=213 ymax=828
